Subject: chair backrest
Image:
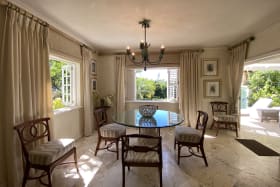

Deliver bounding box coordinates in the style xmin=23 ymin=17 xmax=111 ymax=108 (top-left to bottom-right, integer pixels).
xmin=14 ymin=117 xmax=51 ymax=162
xmin=195 ymin=111 xmax=208 ymax=142
xmin=121 ymin=134 xmax=162 ymax=163
xmin=210 ymin=101 xmax=228 ymax=115
xmin=94 ymin=106 xmax=109 ymax=128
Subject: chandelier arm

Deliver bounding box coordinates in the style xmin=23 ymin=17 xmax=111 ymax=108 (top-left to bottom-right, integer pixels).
xmin=127 ymin=55 xmax=144 ymax=65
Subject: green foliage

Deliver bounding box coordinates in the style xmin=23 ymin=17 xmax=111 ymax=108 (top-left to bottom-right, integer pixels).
xmin=52 ymin=98 xmax=65 ymax=109
xmin=136 ymin=78 xmax=167 ymax=100
xmin=154 ymin=80 xmax=167 ymax=99
xmin=247 ymin=71 xmax=280 ymax=106
xmin=49 ymin=60 xmax=66 ymax=91
xmin=49 ymin=59 xmax=67 ymax=109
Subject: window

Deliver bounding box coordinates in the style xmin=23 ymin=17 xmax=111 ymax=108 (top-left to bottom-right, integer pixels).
xmin=135 ymin=68 xmax=179 ymax=101
xmin=49 ymin=56 xmax=79 ymax=110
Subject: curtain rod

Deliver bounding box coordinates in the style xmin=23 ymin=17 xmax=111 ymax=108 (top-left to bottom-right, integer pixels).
xmin=228 ymin=36 xmax=255 ymax=50
xmin=7 ymin=2 xmax=48 ymax=27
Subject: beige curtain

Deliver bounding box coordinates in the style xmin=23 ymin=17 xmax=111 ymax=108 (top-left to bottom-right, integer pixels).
xmin=0 ymin=4 xmax=52 ymax=187
xmin=228 ymin=43 xmax=248 ymax=114
xmin=179 ymin=51 xmax=201 ymax=126
xmin=115 ymin=55 xmax=126 ymax=113
xmin=81 ymin=46 xmax=95 ymax=136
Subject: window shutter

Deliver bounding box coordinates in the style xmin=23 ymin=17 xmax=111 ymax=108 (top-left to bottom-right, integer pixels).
xmin=167 ymin=69 xmax=178 ymax=100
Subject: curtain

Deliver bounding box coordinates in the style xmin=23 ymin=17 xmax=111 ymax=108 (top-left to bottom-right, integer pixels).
xmin=228 ymin=42 xmax=248 ymax=114
xmin=179 ymin=51 xmax=200 ymax=126
xmin=115 ymin=55 xmax=126 ymax=113
xmin=81 ymin=46 xmax=95 ymax=136
xmin=0 ymin=4 xmax=52 ymax=187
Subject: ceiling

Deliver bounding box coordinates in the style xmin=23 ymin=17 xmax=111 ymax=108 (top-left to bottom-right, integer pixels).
xmin=10 ymin=0 xmax=280 ymax=53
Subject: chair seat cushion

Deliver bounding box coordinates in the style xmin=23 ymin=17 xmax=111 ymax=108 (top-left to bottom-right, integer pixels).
xmin=175 ymin=126 xmax=202 ymax=143
xmin=29 ymin=138 xmax=74 ymax=165
xmin=100 ymin=123 xmax=126 ymax=138
xmin=214 ymin=114 xmax=238 ymax=122
xmin=125 ymin=151 xmax=160 ymax=163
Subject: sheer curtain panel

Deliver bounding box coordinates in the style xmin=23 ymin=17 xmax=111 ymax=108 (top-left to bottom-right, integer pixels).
xmin=179 ymin=51 xmax=201 ymax=126
xmin=228 ymin=43 xmax=248 ymax=114
xmin=115 ymin=55 xmax=126 ymax=113
xmin=0 ymin=4 xmax=52 ymax=187
xmin=82 ymin=46 xmax=95 ymax=136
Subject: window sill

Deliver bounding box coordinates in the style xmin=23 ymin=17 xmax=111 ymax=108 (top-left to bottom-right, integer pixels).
xmin=53 ymin=106 xmax=83 ymax=115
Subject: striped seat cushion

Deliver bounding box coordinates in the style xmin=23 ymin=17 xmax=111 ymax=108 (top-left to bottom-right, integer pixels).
xmin=175 ymin=126 xmax=202 ymax=143
xmin=125 ymin=151 xmax=160 ymax=163
xmin=29 ymin=138 xmax=74 ymax=165
xmin=214 ymin=114 xmax=238 ymax=122
xmin=100 ymin=123 xmax=126 ymax=138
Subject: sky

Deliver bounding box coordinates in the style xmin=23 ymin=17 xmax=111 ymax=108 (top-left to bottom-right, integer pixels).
xmin=136 ymin=69 xmax=168 ymax=80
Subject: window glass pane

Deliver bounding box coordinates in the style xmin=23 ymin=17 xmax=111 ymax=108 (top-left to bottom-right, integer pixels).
xmin=135 ymin=68 xmax=178 ymax=101
xmin=49 ymin=59 xmax=76 ymax=109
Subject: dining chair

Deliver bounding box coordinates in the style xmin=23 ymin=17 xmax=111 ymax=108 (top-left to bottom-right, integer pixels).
xmin=121 ymin=134 xmax=162 ymax=187
xmin=14 ymin=117 xmax=79 ymax=187
xmin=94 ymin=106 xmax=126 ymax=160
xmin=174 ymin=110 xmax=209 ymax=166
xmin=210 ymin=101 xmax=239 ymax=137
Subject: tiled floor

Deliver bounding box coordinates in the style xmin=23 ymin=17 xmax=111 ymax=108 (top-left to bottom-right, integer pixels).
xmin=28 ymin=116 xmax=280 ymax=187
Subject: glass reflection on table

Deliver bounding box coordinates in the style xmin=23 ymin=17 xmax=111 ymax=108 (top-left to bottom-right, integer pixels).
xmin=112 ymin=109 xmax=184 ymax=128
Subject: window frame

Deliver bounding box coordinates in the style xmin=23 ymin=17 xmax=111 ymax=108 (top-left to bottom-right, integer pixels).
xmin=49 ymin=55 xmax=80 ymax=111
xmin=131 ymin=67 xmax=179 ymax=102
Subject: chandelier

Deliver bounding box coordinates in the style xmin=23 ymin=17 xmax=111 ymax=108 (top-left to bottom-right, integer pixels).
xmin=126 ymin=18 xmax=165 ymax=71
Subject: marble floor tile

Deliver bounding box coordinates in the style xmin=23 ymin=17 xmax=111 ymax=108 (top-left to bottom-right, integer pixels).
xmin=27 ymin=116 xmax=280 ymax=187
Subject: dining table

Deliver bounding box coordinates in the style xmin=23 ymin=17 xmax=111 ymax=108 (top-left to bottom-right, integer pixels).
xmin=112 ymin=109 xmax=184 ymax=135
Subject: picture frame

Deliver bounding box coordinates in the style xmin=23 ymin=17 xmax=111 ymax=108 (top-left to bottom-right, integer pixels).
xmin=91 ymin=60 xmax=96 ymax=75
xmin=204 ymin=79 xmax=221 ymax=97
xmin=91 ymin=79 xmax=97 ymax=92
xmin=202 ymin=58 xmax=218 ymax=76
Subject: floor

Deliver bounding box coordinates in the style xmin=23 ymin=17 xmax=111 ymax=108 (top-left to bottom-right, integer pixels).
xmin=28 ymin=116 xmax=280 ymax=187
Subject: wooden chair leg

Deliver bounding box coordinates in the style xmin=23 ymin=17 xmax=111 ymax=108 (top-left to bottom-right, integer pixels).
xmin=74 ymin=148 xmax=79 ymax=173
xmin=210 ymin=121 xmax=215 ymax=129
xmin=116 ymin=139 xmax=119 ymax=160
xmin=22 ymin=166 xmax=30 ymax=187
xmin=174 ymin=139 xmax=176 ymax=150
xmin=122 ymin=165 xmax=125 ymax=187
xmin=235 ymin=124 xmax=238 ymax=137
xmin=159 ymin=166 xmax=162 ymax=187
xmin=177 ymin=144 xmax=181 ymax=165
xmin=95 ymin=137 xmax=101 ymax=156
xmin=200 ymin=144 xmax=208 ymax=167
xmin=47 ymin=169 xmax=52 ymax=187
xmin=216 ymin=124 xmax=220 ymax=136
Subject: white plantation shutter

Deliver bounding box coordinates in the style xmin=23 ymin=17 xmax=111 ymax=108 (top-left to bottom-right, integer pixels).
xmin=167 ymin=69 xmax=178 ymax=100
xmin=62 ymin=64 xmax=75 ymax=105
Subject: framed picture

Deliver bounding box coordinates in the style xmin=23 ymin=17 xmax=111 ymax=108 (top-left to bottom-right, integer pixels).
xmin=91 ymin=79 xmax=97 ymax=92
xmin=202 ymin=58 xmax=218 ymax=76
xmin=204 ymin=79 xmax=220 ymax=97
xmin=91 ymin=60 xmax=96 ymax=75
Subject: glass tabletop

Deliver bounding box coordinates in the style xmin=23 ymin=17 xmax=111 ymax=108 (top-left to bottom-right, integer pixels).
xmin=112 ymin=109 xmax=184 ymax=128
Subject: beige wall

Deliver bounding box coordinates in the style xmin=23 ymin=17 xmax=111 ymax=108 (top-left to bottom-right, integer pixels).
xmin=52 ymin=108 xmax=83 ymax=139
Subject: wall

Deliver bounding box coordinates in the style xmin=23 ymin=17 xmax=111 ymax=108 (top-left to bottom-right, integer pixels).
xmin=97 ymin=55 xmax=116 ymax=121
xmin=199 ymin=47 xmax=230 ymax=124
xmin=52 ymin=107 xmax=83 ymax=139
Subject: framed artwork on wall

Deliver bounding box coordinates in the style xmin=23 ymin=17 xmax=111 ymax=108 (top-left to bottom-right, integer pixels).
xmin=91 ymin=79 xmax=97 ymax=92
xmin=204 ymin=79 xmax=220 ymax=97
xmin=91 ymin=60 xmax=96 ymax=75
xmin=202 ymin=58 xmax=218 ymax=76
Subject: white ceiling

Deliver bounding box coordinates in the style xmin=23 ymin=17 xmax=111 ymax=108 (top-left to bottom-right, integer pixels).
xmin=10 ymin=0 xmax=280 ymax=53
